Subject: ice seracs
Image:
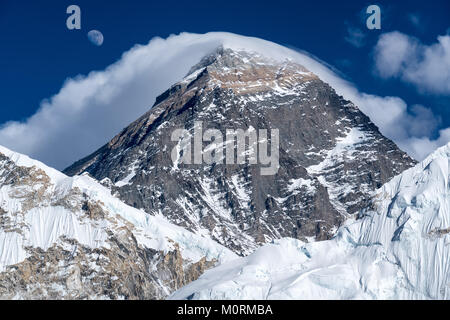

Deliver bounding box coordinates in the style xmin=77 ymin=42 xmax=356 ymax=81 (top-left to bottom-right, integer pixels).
xmin=170 ymin=143 xmax=450 ymax=300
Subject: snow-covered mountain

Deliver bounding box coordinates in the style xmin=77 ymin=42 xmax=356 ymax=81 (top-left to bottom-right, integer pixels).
xmin=0 ymin=145 xmax=236 ymax=299
xmin=1 ymin=43 xmax=440 ymax=301
xmin=170 ymin=142 xmax=450 ymax=300
xmin=64 ymin=47 xmax=415 ymax=255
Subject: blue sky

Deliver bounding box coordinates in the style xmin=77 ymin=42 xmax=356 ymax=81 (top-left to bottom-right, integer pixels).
xmin=0 ymin=0 xmax=449 ymax=168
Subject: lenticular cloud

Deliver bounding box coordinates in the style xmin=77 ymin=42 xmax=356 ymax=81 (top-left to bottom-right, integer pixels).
xmin=0 ymin=32 xmax=447 ymax=169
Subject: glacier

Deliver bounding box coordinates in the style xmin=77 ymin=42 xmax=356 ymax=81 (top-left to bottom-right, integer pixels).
xmin=170 ymin=143 xmax=450 ymax=300
xmin=0 ymin=145 xmax=237 ymax=298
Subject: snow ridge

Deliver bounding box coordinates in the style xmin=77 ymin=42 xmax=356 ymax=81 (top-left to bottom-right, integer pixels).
xmin=170 ymin=143 xmax=450 ymax=300
xmin=0 ymin=145 xmax=236 ymax=273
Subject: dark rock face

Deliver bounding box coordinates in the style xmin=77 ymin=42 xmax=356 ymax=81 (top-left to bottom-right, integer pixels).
xmin=64 ymin=48 xmax=416 ymax=255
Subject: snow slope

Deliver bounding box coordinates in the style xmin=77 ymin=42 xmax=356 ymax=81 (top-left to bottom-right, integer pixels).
xmin=0 ymin=145 xmax=236 ymax=295
xmin=170 ymin=143 xmax=450 ymax=300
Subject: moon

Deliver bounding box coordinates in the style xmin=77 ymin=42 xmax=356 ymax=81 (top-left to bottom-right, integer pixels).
xmin=87 ymin=30 xmax=104 ymax=46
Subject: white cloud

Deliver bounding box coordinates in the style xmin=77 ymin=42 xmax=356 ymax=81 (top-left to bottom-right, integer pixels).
xmin=0 ymin=32 xmax=448 ymax=169
xmin=374 ymin=31 xmax=450 ymax=94
xmin=407 ymin=13 xmax=421 ymax=28
xmin=0 ymin=34 xmax=224 ymax=169
xmin=348 ymin=94 xmax=444 ymax=160
xmin=344 ymin=25 xmax=367 ymax=48
xmin=405 ymin=128 xmax=450 ymax=161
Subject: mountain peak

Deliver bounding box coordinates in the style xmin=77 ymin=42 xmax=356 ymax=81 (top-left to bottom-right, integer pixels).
xmin=184 ymin=46 xmax=318 ymax=96
xmin=63 ymin=47 xmax=415 ymax=255
xmin=186 ymin=46 xmax=283 ymax=74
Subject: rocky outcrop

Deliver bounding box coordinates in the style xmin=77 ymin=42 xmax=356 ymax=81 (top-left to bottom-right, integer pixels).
xmin=0 ymin=235 xmax=215 ymax=300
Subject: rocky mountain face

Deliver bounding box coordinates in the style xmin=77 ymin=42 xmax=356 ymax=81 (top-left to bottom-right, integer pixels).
xmin=171 ymin=143 xmax=450 ymax=300
xmin=64 ymin=47 xmax=416 ymax=255
xmin=0 ymin=146 xmax=235 ymax=299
